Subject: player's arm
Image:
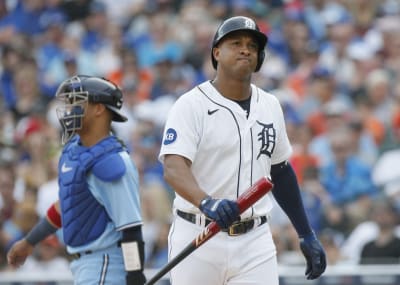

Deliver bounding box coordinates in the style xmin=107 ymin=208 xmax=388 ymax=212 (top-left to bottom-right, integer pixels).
xmin=270 ymin=161 xmax=326 ymax=280
xmin=7 ymin=201 xmax=62 ymax=267
xmin=163 ymin=154 xmax=239 ymax=229
xmin=163 ymin=154 xmax=206 ymax=206
xmin=121 ymin=225 xmax=146 ymax=285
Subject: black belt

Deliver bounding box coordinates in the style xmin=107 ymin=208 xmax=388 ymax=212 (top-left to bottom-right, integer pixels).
xmin=72 ymin=242 xmax=121 ymax=259
xmin=176 ymin=210 xmax=267 ymax=236
xmin=72 ymin=250 xmax=93 ymax=259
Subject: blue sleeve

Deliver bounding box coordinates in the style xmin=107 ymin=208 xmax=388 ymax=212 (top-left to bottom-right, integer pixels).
xmin=271 ymin=161 xmax=313 ymax=237
xmin=88 ymin=153 xmax=142 ymax=230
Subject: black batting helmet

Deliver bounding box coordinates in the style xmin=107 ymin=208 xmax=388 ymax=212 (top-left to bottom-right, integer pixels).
xmin=211 ymin=16 xmax=268 ymax=72
xmin=56 ymin=75 xmax=127 ymax=143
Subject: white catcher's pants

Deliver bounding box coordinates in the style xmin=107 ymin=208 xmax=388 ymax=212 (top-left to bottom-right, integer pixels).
xmin=168 ymin=214 xmax=279 ymax=285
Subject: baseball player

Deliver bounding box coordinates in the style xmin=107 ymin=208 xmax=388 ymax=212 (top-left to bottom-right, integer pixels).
xmin=7 ymin=75 xmax=146 ymax=285
xmin=159 ymin=16 xmax=327 ymax=285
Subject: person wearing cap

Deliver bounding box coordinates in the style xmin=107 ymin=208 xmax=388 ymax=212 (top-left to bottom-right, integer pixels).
xmin=7 ymin=75 xmax=146 ymax=285
xmin=158 ymin=16 xmax=326 ymax=285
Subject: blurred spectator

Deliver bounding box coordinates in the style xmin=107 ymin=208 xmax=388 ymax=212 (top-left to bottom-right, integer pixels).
xmin=363 ymin=69 xmax=394 ymax=127
xmin=353 ymin=96 xmax=386 ymax=147
xmin=299 ymin=166 xmax=329 ymax=233
xmin=289 ymin=123 xmax=319 ymax=186
xmin=345 ymin=0 xmax=380 ymax=36
xmin=149 ymin=57 xmax=195 ymax=100
xmin=10 ymin=62 xmax=50 ymax=120
xmin=320 ymin=202 xmax=354 ymax=240
xmin=59 ymin=0 xmax=92 ymax=22
xmin=178 ymin=3 xmax=216 ymax=85
xmin=282 ymin=40 xmax=321 ymax=101
xmin=318 ymin=2 xmax=356 ymax=92
xmin=80 ymin=0 xmax=108 ymax=53
xmin=267 ymin=2 xmax=310 ymax=70
xmin=319 ymin=125 xmax=378 ymax=206
xmin=128 ymin=100 xmax=169 ymax=187
xmin=14 ymin=234 xmax=70 ymax=282
xmin=135 ymin=12 xmax=183 ymax=69
xmin=108 ymin=48 xmax=153 ymax=103
xmin=0 ymin=0 xmax=46 ymax=40
xmin=303 ymin=0 xmax=329 ymax=43
xmin=346 ymin=39 xmax=380 ymax=103
xmin=359 ymin=197 xmax=400 ymax=264
xmin=35 ymin=148 xmax=60 ymax=218
xmin=0 ymin=161 xmax=17 ymax=223
xmin=308 ymin=99 xmax=351 ymax=166
xmin=347 ymin=114 xmax=379 ymax=167
xmin=62 ymin=51 xmax=78 ymax=77
xmin=36 ymin=8 xmax=68 ymax=97
xmin=372 ymin=147 xmax=400 ymax=205
xmin=94 ymin=23 xmax=126 ymax=76
xmin=380 ymin=81 xmax=400 ymax=151
xmin=376 ymin=16 xmax=400 ymax=78
xmin=0 ymin=43 xmax=25 ymax=111
xmin=140 ymin=183 xmax=172 ymax=269
xmin=300 ymin=66 xmax=351 ymax=130
xmin=1 ymin=200 xmax=38 ymax=252
xmin=14 ymin=116 xmax=50 ymax=196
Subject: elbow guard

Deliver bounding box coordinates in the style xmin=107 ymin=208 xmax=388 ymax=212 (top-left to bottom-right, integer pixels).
xmin=121 ymin=226 xmax=146 ymax=285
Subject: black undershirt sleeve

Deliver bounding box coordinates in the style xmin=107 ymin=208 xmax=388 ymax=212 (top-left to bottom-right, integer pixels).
xmin=270 ymin=161 xmax=313 ymax=237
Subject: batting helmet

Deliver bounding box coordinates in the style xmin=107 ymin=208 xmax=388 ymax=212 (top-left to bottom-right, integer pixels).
xmin=211 ymin=16 xmax=268 ymax=72
xmin=56 ymin=75 xmax=127 ymax=143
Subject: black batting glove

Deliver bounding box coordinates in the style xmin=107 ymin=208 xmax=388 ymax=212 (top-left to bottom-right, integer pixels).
xmin=199 ymin=196 xmax=239 ymax=229
xmin=299 ymin=232 xmax=327 ymax=280
xmin=126 ymin=271 xmax=146 ymax=285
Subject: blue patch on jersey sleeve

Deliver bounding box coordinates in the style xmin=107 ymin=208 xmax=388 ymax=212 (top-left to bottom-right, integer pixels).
xmin=92 ymin=153 xmax=126 ymax=182
xmin=163 ymin=128 xmax=177 ymax=145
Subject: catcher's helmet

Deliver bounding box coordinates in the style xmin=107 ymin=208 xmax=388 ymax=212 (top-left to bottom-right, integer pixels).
xmin=211 ymin=16 xmax=268 ymax=72
xmin=56 ymin=75 xmax=127 ymax=143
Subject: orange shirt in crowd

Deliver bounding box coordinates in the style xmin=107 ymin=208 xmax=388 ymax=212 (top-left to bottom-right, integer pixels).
xmin=107 ymin=69 xmax=154 ymax=102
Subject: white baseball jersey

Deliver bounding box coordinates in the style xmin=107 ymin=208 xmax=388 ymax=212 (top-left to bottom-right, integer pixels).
xmin=159 ymin=80 xmax=292 ymax=219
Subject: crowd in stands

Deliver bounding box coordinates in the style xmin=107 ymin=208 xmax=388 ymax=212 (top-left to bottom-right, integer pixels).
xmin=0 ymin=0 xmax=400 ymax=278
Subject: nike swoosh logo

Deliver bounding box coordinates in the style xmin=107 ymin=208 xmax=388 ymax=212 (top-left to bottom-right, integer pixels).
xmin=61 ymin=162 xmax=73 ymax=173
xmin=207 ymin=109 xmax=219 ymax=115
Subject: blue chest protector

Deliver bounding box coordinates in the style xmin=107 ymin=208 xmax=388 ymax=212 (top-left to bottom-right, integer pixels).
xmin=58 ymin=135 xmax=126 ymax=247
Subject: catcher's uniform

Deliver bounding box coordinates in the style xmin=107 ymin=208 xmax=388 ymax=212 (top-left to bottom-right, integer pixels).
xmin=59 ymin=136 xmax=143 ymax=285
xmin=159 ymin=81 xmax=292 ymax=285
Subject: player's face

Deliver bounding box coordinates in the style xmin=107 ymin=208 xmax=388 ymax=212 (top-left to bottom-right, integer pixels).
xmin=214 ymin=31 xmax=259 ymax=75
xmin=78 ymin=103 xmax=106 ymax=136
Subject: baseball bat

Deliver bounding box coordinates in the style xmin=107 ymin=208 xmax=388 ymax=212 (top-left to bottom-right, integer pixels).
xmin=145 ymin=176 xmax=273 ymax=285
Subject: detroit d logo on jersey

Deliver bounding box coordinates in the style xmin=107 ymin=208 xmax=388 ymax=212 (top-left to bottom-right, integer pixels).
xmin=256 ymin=121 xmax=276 ymax=159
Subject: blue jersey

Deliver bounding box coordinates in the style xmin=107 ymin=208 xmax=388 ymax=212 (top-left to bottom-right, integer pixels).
xmin=59 ymin=136 xmax=142 ymax=254
xmin=68 ymin=151 xmax=142 ymax=254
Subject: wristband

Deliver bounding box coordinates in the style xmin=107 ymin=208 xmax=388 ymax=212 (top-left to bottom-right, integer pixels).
xmin=199 ymin=195 xmax=212 ymax=210
xmin=47 ymin=204 xmax=62 ymax=228
xmin=25 ymin=218 xmax=58 ymax=246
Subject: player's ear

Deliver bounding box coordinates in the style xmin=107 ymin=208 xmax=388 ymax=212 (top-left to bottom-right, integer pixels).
xmin=213 ymin=47 xmax=220 ymax=64
xmin=93 ymin=103 xmax=108 ymax=118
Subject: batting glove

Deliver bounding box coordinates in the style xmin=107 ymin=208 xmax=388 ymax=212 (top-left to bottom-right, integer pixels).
xmin=299 ymin=232 xmax=327 ymax=280
xmin=199 ymin=196 xmax=239 ymax=229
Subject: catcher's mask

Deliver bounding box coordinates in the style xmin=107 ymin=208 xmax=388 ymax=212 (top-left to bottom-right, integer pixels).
xmin=56 ymin=75 xmax=127 ymax=144
xmin=211 ymin=16 xmax=268 ymax=72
